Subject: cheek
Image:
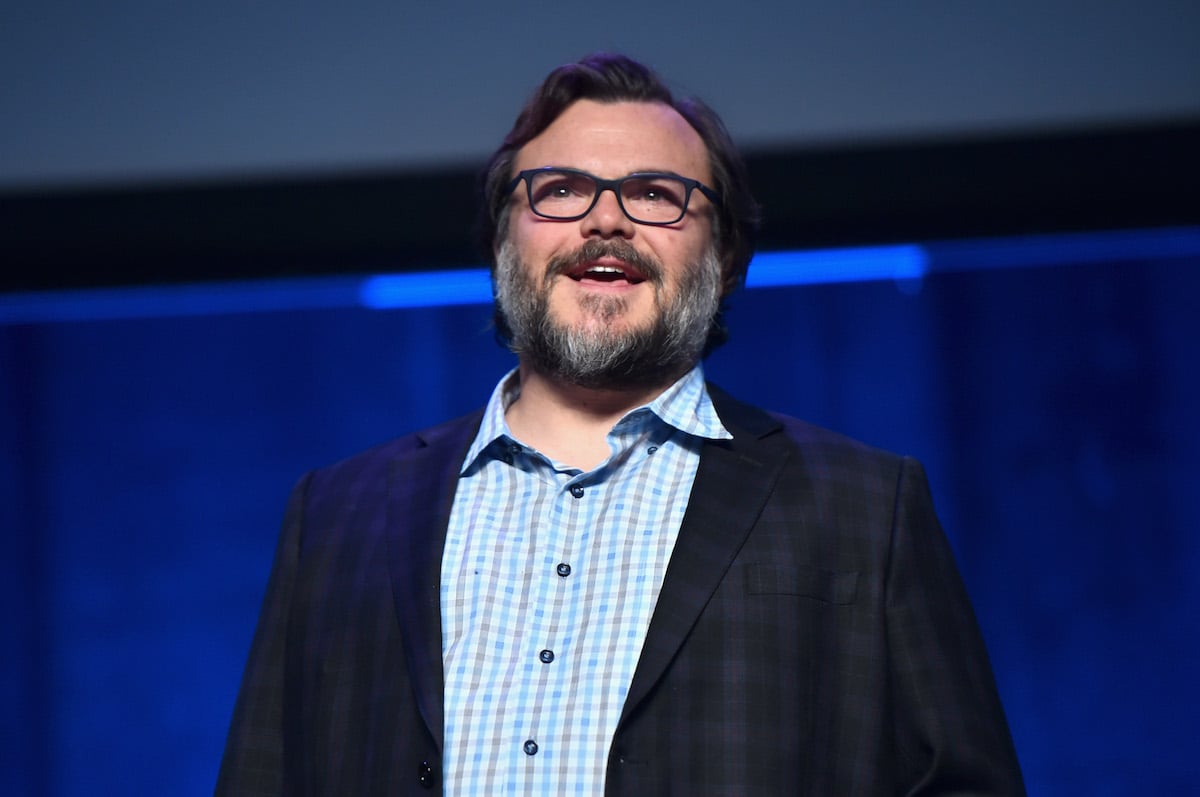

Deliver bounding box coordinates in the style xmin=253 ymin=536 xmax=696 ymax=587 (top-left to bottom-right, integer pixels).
xmin=509 ymin=221 xmax=568 ymax=268
xmin=664 ymin=215 xmax=713 ymax=260
xmin=664 ymin=239 xmax=712 ymax=281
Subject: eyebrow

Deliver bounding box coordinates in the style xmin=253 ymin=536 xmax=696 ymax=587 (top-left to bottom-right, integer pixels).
xmin=540 ymin=166 xmax=694 ymax=180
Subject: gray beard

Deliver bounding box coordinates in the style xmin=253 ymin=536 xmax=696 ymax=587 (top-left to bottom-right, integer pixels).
xmin=494 ymin=238 xmax=722 ymax=390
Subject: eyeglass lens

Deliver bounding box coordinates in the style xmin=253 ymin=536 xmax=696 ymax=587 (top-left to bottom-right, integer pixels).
xmin=528 ymin=171 xmax=690 ymax=223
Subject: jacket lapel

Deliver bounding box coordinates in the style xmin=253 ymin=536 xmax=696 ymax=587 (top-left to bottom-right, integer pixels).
xmin=386 ymin=410 xmax=482 ymax=755
xmin=619 ymin=385 xmax=789 ymax=723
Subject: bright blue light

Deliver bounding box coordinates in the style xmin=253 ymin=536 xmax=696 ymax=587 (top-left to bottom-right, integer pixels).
xmin=359 ymin=269 xmax=492 ymax=309
xmin=2 ymin=227 xmax=1196 ymax=324
xmin=746 ymin=245 xmax=928 ymax=288
xmin=356 ymin=244 xmax=931 ymax=311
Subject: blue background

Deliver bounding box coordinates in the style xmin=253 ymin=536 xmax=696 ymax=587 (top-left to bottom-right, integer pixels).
xmin=3 ymin=235 xmax=1199 ymax=794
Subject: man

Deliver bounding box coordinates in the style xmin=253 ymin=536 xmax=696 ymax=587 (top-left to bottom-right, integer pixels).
xmin=217 ymin=54 xmax=1025 ymax=795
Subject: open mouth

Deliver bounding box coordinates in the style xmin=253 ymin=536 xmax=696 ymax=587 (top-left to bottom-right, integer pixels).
xmin=565 ymin=262 xmax=648 ymax=285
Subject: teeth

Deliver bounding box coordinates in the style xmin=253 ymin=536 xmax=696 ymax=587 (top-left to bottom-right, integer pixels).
xmin=586 ymin=266 xmax=625 ymax=275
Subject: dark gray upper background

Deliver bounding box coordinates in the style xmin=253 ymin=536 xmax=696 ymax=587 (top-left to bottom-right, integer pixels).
xmin=2 ymin=1 xmax=1197 ymax=190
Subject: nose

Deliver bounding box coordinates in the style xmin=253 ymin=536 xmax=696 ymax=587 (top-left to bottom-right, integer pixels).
xmin=581 ymin=186 xmax=635 ymax=239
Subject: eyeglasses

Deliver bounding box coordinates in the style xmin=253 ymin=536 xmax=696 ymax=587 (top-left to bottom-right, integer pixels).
xmin=507 ymin=167 xmax=722 ymax=226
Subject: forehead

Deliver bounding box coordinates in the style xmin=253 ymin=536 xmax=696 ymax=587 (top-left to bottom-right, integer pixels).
xmin=513 ymin=99 xmax=711 ymax=184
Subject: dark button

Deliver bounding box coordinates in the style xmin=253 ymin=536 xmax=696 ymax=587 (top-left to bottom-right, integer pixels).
xmin=417 ymin=760 xmax=436 ymax=788
xmin=647 ymin=445 xmax=658 ymax=455
xmin=569 ymin=485 xmax=585 ymax=498
xmin=523 ymin=739 xmax=539 ymax=756
xmin=539 ymin=649 xmax=555 ymax=663
xmin=556 ymin=562 xmax=571 ymax=577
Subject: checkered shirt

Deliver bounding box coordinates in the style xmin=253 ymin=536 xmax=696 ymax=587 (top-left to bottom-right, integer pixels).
xmin=440 ymin=365 xmax=730 ymax=796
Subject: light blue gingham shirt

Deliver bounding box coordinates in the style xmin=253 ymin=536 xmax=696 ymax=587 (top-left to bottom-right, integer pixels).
xmin=440 ymin=365 xmax=731 ymax=796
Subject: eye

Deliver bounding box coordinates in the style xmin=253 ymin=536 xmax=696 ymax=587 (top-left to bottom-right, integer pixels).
xmin=624 ymin=177 xmax=686 ymax=208
xmin=531 ymin=172 xmax=593 ymax=204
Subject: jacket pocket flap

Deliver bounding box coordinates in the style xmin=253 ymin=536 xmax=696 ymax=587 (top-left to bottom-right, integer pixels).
xmin=745 ymin=563 xmax=858 ymax=604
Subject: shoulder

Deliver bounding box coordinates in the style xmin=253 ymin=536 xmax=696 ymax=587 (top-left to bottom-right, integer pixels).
xmin=300 ymin=408 xmax=485 ymax=498
xmin=706 ymin=385 xmax=941 ymax=574
xmin=708 ymin=382 xmax=906 ymax=473
xmin=706 ymin=382 xmax=924 ymax=524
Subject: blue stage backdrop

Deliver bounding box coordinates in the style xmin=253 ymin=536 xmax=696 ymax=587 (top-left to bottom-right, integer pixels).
xmin=2 ymin=231 xmax=1198 ymax=795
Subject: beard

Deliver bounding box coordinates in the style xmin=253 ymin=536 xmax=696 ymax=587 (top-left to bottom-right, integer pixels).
xmin=494 ymin=238 xmax=722 ymax=390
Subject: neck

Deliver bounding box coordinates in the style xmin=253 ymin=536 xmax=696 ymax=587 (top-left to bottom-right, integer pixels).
xmin=504 ymin=360 xmax=685 ymax=471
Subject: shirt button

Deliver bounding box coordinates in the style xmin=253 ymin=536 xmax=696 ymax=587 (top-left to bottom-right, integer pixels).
xmin=569 ymin=485 xmax=585 ymax=498
xmin=556 ymin=562 xmax=571 ymax=577
xmin=539 ymin=649 xmax=555 ymax=664
xmin=647 ymin=445 xmax=658 ymax=455
xmin=523 ymin=739 xmax=539 ymax=756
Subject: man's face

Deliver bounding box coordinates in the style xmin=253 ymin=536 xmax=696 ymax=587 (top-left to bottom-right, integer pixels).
xmin=495 ymin=99 xmax=721 ymax=389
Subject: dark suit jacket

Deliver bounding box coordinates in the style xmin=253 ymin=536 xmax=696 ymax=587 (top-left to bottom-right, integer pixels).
xmin=216 ymin=386 xmax=1025 ymax=795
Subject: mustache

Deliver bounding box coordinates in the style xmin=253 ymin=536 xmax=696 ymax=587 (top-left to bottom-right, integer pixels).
xmin=545 ymin=239 xmax=664 ymax=284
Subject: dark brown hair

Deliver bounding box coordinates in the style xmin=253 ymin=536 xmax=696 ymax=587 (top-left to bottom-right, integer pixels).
xmin=480 ymin=53 xmax=760 ymax=304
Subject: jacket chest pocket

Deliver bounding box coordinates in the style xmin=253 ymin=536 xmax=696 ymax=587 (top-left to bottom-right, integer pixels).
xmin=744 ymin=563 xmax=859 ymax=605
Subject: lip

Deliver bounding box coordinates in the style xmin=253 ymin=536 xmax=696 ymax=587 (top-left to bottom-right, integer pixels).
xmin=563 ymin=257 xmax=648 ymax=286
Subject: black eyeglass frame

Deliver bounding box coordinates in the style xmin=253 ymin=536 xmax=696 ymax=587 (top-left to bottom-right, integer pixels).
xmin=506 ymin=167 xmax=723 ymax=227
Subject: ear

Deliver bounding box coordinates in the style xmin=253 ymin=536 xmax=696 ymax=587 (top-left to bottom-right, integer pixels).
xmin=720 ymin=256 xmax=741 ymax=297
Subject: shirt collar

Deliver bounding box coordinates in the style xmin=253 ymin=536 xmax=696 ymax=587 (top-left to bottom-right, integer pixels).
xmin=633 ymin=364 xmax=731 ymax=441
xmin=461 ymin=365 xmax=731 ymax=474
